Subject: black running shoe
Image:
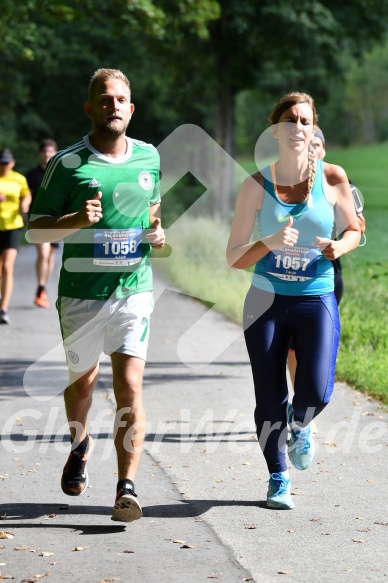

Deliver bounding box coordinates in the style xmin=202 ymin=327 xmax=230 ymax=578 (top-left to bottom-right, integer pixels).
xmin=111 ymin=485 xmax=142 ymax=522
xmin=61 ymin=435 xmax=93 ymax=496
xmin=0 ymin=309 xmax=10 ymax=324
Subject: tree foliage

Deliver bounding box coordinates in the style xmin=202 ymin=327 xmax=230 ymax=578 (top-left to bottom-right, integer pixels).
xmin=2 ymin=0 xmax=388 ymax=182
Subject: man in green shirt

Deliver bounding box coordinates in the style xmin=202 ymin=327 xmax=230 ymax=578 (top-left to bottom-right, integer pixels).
xmin=29 ymin=68 xmax=165 ymax=522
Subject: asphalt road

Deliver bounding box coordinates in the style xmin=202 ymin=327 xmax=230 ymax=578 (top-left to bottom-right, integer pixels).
xmin=0 ymin=244 xmax=387 ymax=583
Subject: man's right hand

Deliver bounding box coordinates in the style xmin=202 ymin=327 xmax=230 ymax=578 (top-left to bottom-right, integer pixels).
xmin=78 ymin=192 xmax=103 ymax=226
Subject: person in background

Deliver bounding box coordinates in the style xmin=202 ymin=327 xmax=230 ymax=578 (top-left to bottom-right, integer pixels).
xmin=288 ymin=127 xmax=366 ymax=385
xmin=0 ymin=148 xmax=31 ymax=324
xmin=226 ymin=92 xmax=361 ymax=510
xmin=26 ymin=139 xmax=58 ymax=308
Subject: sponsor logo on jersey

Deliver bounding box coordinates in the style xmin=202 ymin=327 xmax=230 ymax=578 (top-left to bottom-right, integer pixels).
xmin=277 ymin=210 xmax=307 ymax=222
xmin=88 ymin=178 xmax=101 ymax=188
xmin=138 ymin=171 xmax=152 ymax=190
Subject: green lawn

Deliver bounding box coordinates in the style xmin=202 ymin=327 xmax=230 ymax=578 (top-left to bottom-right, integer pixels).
xmin=158 ymin=143 xmax=388 ymax=405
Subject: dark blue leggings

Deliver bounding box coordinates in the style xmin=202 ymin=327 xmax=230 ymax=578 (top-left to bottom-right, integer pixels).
xmin=243 ymin=286 xmax=340 ymax=474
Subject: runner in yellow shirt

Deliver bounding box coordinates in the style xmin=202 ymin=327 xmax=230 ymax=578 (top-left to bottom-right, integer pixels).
xmin=0 ymin=148 xmax=31 ymax=324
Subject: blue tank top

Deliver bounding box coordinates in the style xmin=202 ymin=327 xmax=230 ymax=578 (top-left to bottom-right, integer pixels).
xmin=252 ymin=160 xmax=335 ymax=295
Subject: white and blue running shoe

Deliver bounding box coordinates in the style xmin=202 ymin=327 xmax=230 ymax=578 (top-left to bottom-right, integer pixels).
xmin=266 ymin=472 xmax=295 ymax=509
xmin=287 ymin=402 xmax=315 ymax=470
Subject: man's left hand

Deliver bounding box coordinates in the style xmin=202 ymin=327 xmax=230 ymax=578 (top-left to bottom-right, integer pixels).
xmin=146 ymin=217 xmax=165 ymax=248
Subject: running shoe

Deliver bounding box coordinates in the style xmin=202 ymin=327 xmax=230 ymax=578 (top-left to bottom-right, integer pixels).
xmin=111 ymin=484 xmax=142 ymax=522
xmin=287 ymin=402 xmax=315 ymax=470
xmin=266 ymin=472 xmax=295 ymax=510
xmin=34 ymin=289 xmax=50 ymax=308
xmin=61 ymin=435 xmax=93 ymax=496
xmin=0 ymin=309 xmax=10 ymax=324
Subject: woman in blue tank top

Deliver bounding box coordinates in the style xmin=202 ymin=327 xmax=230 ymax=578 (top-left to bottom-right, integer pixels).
xmin=226 ymin=92 xmax=360 ymax=510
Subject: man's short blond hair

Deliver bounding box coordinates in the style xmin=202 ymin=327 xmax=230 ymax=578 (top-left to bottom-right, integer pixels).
xmin=88 ymin=68 xmax=131 ymax=100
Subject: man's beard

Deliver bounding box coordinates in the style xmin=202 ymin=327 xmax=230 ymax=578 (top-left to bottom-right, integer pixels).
xmin=96 ymin=119 xmax=129 ymax=138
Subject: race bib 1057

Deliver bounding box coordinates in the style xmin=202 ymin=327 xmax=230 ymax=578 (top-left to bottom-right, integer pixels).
xmin=266 ymin=246 xmax=320 ymax=281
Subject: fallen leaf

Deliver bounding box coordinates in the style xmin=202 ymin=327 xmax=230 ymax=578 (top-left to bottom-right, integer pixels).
xmin=374 ymin=521 xmax=388 ymax=526
xmin=39 ymin=552 xmax=54 ymax=557
xmin=322 ymin=441 xmax=337 ymax=447
xmin=244 ymin=524 xmax=256 ymax=530
xmin=243 ymin=579 xmax=253 ymax=582
xmin=72 ymin=546 xmax=86 ymax=551
xmin=287 ymin=529 xmax=296 ymax=533
xmin=14 ymin=546 xmax=30 ymax=551
xmin=0 ymin=514 xmax=6 ymax=520
xmin=122 ymin=549 xmax=135 ymax=553
xmin=310 ymin=518 xmax=322 ymax=522
xmin=290 ymin=491 xmax=300 ymax=495
xmin=207 ymin=576 xmax=218 ymax=579
xmin=278 ymin=570 xmax=293 ymax=574
xmin=358 ymin=527 xmax=372 ymax=532
xmin=180 ymin=544 xmax=196 ymax=549
xmin=0 ymin=532 xmax=14 ymax=539
xmin=172 ymin=539 xmax=185 ymax=544
xmin=242 ymin=462 xmax=251 ymax=466
xmin=352 ymin=539 xmax=367 ymax=543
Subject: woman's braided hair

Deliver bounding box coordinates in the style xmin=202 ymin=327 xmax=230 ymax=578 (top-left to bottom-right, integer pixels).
xmin=269 ymin=92 xmax=318 ymax=207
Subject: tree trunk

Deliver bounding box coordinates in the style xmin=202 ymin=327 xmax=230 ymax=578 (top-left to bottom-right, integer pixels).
xmin=213 ymin=86 xmax=235 ymax=219
xmin=211 ymin=11 xmax=236 ymax=219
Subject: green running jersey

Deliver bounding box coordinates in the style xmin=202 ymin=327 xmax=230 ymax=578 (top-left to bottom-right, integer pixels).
xmin=31 ymin=135 xmax=161 ymax=300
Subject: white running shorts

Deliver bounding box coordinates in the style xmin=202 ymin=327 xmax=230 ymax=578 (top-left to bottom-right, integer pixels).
xmin=57 ymin=291 xmax=154 ymax=373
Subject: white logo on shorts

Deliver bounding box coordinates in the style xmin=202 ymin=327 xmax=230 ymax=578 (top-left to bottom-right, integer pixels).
xmin=138 ymin=171 xmax=152 ymax=190
xmin=67 ymin=351 xmax=80 ymax=365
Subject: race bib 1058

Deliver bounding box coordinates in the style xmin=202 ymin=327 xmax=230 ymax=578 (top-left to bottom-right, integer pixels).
xmin=93 ymin=228 xmax=142 ymax=266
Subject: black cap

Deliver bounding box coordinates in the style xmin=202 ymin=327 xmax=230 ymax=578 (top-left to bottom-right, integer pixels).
xmin=0 ymin=149 xmax=15 ymax=164
xmin=313 ymin=129 xmax=325 ymax=146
